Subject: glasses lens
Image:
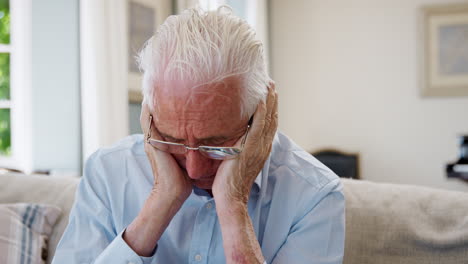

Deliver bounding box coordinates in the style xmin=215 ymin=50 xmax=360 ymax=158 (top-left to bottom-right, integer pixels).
xmin=199 ymin=147 xmax=241 ymax=160
xmin=148 ymin=140 xmax=186 ymax=154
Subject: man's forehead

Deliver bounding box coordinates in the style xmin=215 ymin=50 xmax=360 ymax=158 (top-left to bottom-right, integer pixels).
xmin=153 ymin=79 xmax=242 ymax=116
xmin=149 ymin=79 xmax=247 ymax=140
xmin=155 ymin=78 xmax=240 ymax=99
xmin=152 ymin=99 xmax=245 ymax=142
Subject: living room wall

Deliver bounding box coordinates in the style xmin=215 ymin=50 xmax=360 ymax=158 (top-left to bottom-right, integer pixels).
xmin=270 ymin=0 xmax=468 ymax=191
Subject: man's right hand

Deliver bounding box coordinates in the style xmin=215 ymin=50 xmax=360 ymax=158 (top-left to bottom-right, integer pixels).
xmin=122 ymin=104 xmax=192 ymax=257
xmin=140 ymin=103 xmax=192 ymax=203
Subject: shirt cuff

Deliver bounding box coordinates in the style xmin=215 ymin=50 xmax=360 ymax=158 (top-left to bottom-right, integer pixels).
xmin=94 ymin=229 xmax=155 ymax=264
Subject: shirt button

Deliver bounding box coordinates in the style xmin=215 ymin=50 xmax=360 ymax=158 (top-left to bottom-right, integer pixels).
xmin=206 ymin=203 xmax=212 ymax=209
xmin=195 ymin=254 xmax=202 ymax=261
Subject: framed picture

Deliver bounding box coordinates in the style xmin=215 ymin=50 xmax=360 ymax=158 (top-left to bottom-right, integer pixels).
xmin=127 ymin=0 xmax=172 ymax=103
xmin=422 ymin=3 xmax=468 ymax=96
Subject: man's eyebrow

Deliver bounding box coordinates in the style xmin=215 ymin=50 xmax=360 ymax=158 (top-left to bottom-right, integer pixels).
xmin=158 ymin=131 xmax=229 ymax=143
xmin=200 ymin=135 xmax=230 ymax=143
xmin=158 ymin=132 xmax=184 ymax=142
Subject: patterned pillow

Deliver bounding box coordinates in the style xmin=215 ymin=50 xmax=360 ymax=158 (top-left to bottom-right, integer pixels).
xmin=0 ymin=203 xmax=61 ymax=264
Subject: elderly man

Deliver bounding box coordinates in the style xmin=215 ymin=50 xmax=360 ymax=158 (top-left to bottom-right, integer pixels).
xmin=53 ymin=7 xmax=345 ymax=264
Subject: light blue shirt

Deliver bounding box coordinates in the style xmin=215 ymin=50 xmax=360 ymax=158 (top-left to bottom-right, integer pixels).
xmin=53 ymin=132 xmax=345 ymax=264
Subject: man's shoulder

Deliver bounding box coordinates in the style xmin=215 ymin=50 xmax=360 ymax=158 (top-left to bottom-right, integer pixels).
xmin=90 ymin=134 xmax=145 ymax=160
xmin=262 ymin=132 xmax=343 ymax=223
xmin=270 ymin=132 xmax=339 ymax=190
xmin=85 ymin=134 xmax=146 ymax=173
xmin=268 ymin=132 xmax=343 ymax=214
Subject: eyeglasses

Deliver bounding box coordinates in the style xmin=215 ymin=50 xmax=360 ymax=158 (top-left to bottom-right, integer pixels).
xmin=145 ymin=115 xmax=251 ymax=160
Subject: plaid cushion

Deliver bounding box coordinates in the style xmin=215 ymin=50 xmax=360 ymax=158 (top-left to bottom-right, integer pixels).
xmin=0 ymin=204 xmax=61 ymax=264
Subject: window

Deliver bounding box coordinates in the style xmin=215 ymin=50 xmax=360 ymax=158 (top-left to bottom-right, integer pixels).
xmin=0 ymin=0 xmax=32 ymax=172
xmin=0 ymin=0 xmax=11 ymax=156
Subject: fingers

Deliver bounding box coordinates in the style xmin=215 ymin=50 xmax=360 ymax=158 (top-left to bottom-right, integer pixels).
xmin=264 ymin=82 xmax=277 ymax=133
xmin=266 ymin=83 xmax=278 ymax=139
xmin=248 ymin=97 xmax=267 ymax=144
xmin=259 ymin=82 xmax=277 ymax=140
xmin=245 ymin=82 xmax=278 ymax=147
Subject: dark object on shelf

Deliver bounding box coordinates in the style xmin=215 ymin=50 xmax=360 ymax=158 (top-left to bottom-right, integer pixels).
xmin=312 ymin=149 xmax=360 ymax=179
xmin=446 ymin=135 xmax=468 ymax=180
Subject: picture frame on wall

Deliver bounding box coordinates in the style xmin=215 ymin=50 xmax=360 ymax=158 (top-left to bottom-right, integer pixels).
xmin=422 ymin=3 xmax=468 ymax=97
xmin=127 ymin=0 xmax=172 ymax=103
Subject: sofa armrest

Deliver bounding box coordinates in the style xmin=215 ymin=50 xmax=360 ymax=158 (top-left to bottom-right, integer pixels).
xmin=0 ymin=173 xmax=79 ymax=264
xmin=342 ymin=179 xmax=468 ymax=264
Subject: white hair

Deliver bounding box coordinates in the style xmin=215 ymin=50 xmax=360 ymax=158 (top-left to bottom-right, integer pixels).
xmin=138 ymin=6 xmax=271 ymax=118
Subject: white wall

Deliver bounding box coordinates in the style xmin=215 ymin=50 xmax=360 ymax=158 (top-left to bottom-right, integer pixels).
xmin=270 ymin=0 xmax=468 ymax=192
xmin=31 ymin=0 xmax=81 ymax=175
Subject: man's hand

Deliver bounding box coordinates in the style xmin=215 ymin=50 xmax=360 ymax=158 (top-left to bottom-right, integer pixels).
xmin=122 ymin=104 xmax=192 ymax=257
xmin=140 ymin=104 xmax=192 ymax=203
xmin=212 ymin=82 xmax=278 ymax=264
xmin=212 ymin=82 xmax=278 ymax=205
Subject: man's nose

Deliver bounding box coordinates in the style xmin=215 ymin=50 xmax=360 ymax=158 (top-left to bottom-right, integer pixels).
xmin=185 ymin=150 xmax=213 ymax=179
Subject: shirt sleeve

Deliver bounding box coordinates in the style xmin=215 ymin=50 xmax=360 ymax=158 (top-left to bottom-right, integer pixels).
xmin=52 ymin=153 xmax=155 ymax=264
xmin=271 ymin=180 xmax=345 ymax=264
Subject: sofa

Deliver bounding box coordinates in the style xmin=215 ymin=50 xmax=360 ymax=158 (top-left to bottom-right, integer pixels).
xmin=1 ymin=173 xmax=468 ymax=264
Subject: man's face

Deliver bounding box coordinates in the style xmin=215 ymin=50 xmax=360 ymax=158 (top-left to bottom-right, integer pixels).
xmin=151 ymin=78 xmax=249 ymax=190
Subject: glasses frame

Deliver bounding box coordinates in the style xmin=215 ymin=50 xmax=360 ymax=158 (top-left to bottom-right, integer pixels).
xmin=145 ymin=115 xmax=251 ymax=160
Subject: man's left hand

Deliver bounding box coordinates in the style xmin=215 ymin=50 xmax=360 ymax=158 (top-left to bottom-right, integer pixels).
xmin=212 ymin=82 xmax=278 ymax=207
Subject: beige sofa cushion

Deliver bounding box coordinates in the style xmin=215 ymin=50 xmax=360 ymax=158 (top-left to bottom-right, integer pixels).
xmin=0 ymin=173 xmax=79 ymax=264
xmin=0 ymin=203 xmax=61 ymax=264
xmin=2 ymin=173 xmax=468 ymax=263
xmin=342 ymin=179 xmax=468 ymax=264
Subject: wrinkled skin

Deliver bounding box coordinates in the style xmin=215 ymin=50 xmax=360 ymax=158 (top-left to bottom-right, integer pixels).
xmin=212 ymin=83 xmax=278 ymax=204
xmin=130 ymin=78 xmax=277 ymax=262
xmin=140 ymin=78 xmax=278 ymax=204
